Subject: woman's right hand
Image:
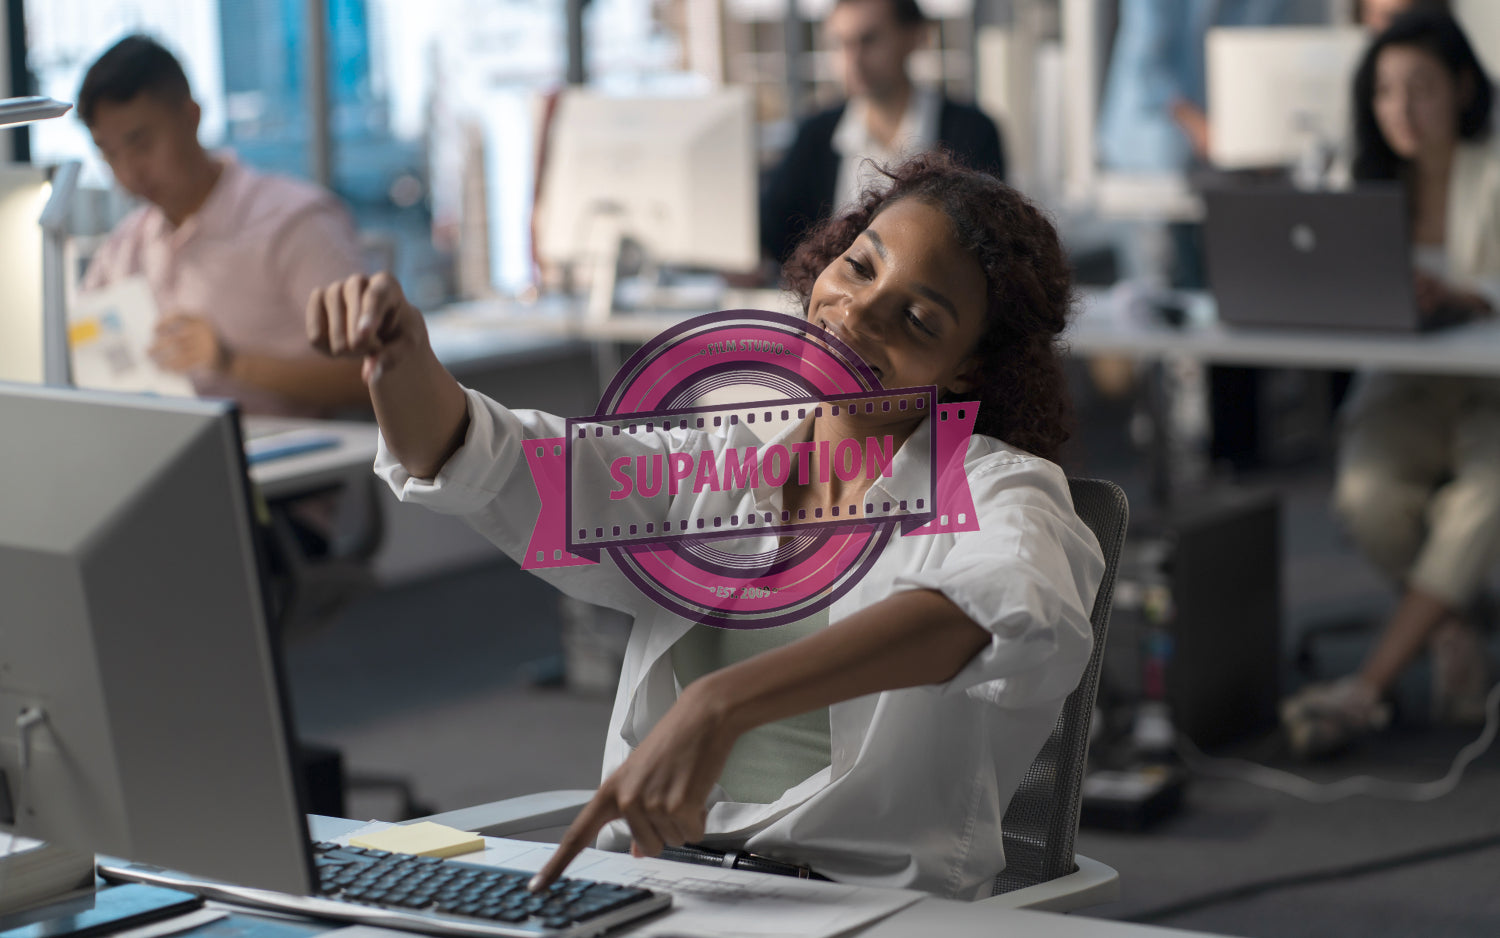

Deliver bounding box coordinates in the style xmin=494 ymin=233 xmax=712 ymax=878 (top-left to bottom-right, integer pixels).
xmin=1414 ymin=270 xmax=1493 ymax=325
xmin=307 ymin=272 xmax=469 ymax=480
xmin=307 ymin=272 xmax=432 ymax=386
xmin=1414 ymin=271 xmax=1446 ymax=319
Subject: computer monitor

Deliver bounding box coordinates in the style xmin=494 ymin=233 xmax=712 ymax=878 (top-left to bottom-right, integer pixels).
xmin=534 ymin=88 xmax=758 ymax=319
xmin=1206 ymin=27 xmax=1367 ymax=172
xmin=0 ymin=382 xmax=315 ymax=897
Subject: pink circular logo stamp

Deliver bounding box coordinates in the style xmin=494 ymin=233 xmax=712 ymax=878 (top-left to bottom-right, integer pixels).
xmin=520 ymin=310 xmax=980 ymax=628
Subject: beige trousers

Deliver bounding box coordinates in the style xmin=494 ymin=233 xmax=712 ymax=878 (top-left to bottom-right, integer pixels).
xmin=1333 ymin=374 xmax=1500 ymax=609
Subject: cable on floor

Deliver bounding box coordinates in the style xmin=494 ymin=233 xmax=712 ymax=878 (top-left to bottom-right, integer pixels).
xmin=1175 ymin=682 xmax=1500 ymax=803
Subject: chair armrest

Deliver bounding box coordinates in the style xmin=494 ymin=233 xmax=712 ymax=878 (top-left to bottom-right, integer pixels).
xmin=413 ymin=790 xmax=595 ymax=837
xmin=979 ymin=855 xmax=1119 ymax=913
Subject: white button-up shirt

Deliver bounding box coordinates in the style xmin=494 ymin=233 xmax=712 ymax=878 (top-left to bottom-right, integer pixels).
xmin=375 ymin=387 xmax=1104 ymax=899
xmin=831 ymin=86 xmax=941 ymax=214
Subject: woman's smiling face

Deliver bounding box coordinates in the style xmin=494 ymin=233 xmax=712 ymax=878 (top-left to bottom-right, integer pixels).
xmin=807 ymin=197 xmax=990 ymax=397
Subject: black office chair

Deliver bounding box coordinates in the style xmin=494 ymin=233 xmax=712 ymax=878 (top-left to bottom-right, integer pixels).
xmin=412 ymin=478 xmax=1128 ymax=910
xmin=985 ymin=477 xmax=1128 ymax=911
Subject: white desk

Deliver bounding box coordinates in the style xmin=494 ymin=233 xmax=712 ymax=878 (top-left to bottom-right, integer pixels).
xmin=239 ymin=287 xmax=1500 ymax=500
xmin=243 ymin=417 xmax=380 ymax=503
xmin=303 ymin=816 xmax=1230 ymax=938
xmin=1069 ymin=289 xmax=1500 ymax=376
xmin=432 ymin=288 xmax=1500 ymax=378
xmin=429 ymin=287 xmax=799 ymax=350
xmin=427 ymin=305 xmax=592 ymax=380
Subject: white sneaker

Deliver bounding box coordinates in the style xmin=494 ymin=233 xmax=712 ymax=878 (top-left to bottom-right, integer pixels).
xmin=1280 ymin=677 xmax=1391 ymax=759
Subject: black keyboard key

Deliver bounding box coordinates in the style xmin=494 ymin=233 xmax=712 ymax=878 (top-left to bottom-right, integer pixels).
xmin=318 ymin=849 xmax=370 ymax=866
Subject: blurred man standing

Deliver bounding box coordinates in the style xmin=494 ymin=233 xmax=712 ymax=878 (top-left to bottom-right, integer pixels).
xmin=759 ymin=0 xmax=1004 ymax=266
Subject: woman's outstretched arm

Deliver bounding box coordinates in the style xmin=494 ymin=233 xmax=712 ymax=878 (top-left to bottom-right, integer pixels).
xmin=306 ymin=273 xmax=469 ymax=479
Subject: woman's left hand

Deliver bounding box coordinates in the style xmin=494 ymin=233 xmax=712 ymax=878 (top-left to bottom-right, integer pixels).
xmin=528 ymin=682 xmax=740 ymax=891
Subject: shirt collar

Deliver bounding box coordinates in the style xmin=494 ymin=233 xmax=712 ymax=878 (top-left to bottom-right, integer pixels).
xmin=831 ymin=86 xmax=940 ymax=158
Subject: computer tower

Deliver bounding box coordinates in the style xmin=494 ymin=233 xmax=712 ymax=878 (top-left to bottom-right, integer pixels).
xmin=1162 ymin=489 xmax=1282 ymax=748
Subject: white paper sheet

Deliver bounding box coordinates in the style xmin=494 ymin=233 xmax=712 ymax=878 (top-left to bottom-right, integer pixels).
xmin=69 ymin=276 xmax=195 ymax=397
xmin=336 ymin=822 xmax=921 ymax=938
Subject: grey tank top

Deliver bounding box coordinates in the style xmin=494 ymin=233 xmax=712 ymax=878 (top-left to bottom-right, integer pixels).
xmin=669 ymin=609 xmax=833 ymax=804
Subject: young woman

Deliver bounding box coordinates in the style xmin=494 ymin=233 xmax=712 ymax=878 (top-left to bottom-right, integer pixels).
xmin=308 ymin=154 xmax=1104 ymax=899
xmin=1281 ymin=11 xmax=1500 ymax=757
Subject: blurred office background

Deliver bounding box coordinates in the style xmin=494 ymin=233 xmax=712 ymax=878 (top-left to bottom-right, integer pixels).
xmin=5 ymin=1 xmax=1500 ymax=935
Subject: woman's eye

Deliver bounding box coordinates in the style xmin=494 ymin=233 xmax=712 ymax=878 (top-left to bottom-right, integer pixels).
xmin=906 ymin=310 xmax=937 ymax=337
xmin=844 ymin=257 xmax=870 ymax=279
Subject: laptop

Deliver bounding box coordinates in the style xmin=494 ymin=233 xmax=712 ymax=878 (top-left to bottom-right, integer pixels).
xmin=1204 ymin=185 xmax=1458 ymax=332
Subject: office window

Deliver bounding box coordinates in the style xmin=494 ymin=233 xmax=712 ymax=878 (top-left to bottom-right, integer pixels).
xmin=23 ymin=0 xmax=687 ymax=304
xmin=25 ymin=0 xmax=228 ymax=187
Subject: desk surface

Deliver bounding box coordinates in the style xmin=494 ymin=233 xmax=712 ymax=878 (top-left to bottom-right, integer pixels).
xmin=430 ymin=290 xmax=1500 ymax=378
xmin=1068 ymin=289 xmax=1500 ymax=375
xmin=244 ymin=417 xmax=379 ymax=502
xmin=306 ymin=816 xmax=1227 ymax=938
xmin=427 ymin=303 xmax=591 ymax=378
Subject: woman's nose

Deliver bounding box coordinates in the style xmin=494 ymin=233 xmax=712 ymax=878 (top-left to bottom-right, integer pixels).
xmin=838 ymin=292 xmax=887 ymax=337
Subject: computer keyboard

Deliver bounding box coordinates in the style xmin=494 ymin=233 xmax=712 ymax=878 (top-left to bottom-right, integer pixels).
xmin=98 ymin=845 xmax=671 ymax=938
xmin=310 ymin=841 xmax=662 ymax=932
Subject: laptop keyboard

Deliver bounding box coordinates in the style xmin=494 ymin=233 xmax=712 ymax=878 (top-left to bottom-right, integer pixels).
xmin=311 ymin=842 xmax=661 ymax=933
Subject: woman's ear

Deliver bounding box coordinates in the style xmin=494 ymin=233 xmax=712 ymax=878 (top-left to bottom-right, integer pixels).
xmin=943 ymin=359 xmax=979 ymax=397
xmin=1458 ymin=70 xmax=1477 ymax=113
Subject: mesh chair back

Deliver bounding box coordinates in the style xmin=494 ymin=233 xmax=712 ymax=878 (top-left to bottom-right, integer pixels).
xmin=992 ymin=478 xmax=1128 ymax=896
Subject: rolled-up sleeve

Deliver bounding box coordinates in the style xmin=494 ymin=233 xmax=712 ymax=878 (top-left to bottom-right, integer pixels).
xmin=375 ymin=387 xmax=553 ymax=525
xmin=894 ymin=455 xmax=1104 ymax=708
xmin=372 ymin=386 xmax=711 ymax=614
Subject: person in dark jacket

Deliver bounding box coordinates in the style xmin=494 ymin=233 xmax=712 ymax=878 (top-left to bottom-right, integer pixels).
xmin=759 ymin=0 xmax=1004 ymax=266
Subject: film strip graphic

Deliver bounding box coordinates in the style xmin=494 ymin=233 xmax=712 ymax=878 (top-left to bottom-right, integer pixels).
xmin=561 ymin=387 xmax=938 ymax=555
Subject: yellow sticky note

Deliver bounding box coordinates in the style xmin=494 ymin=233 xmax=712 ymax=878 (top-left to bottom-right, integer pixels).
xmin=69 ymin=319 xmax=100 ymax=347
xmin=348 ymin=822 xmax=485 ymax=859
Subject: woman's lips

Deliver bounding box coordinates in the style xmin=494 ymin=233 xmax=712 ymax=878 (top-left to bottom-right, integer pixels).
xmin=815 ymin=318 xmax=884 ymax=380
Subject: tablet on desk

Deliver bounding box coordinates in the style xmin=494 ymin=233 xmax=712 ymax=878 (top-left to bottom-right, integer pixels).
xmin=244 ymin=428 xmax=342 ymax=465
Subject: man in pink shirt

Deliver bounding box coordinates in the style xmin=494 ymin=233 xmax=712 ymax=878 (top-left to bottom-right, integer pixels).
xmin=79 ymin=34 xmax=368 ymax=418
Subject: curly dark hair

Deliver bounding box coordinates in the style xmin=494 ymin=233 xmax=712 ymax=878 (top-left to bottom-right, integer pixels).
xmin=781 ymin=151 xmax=1075 ymax=462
